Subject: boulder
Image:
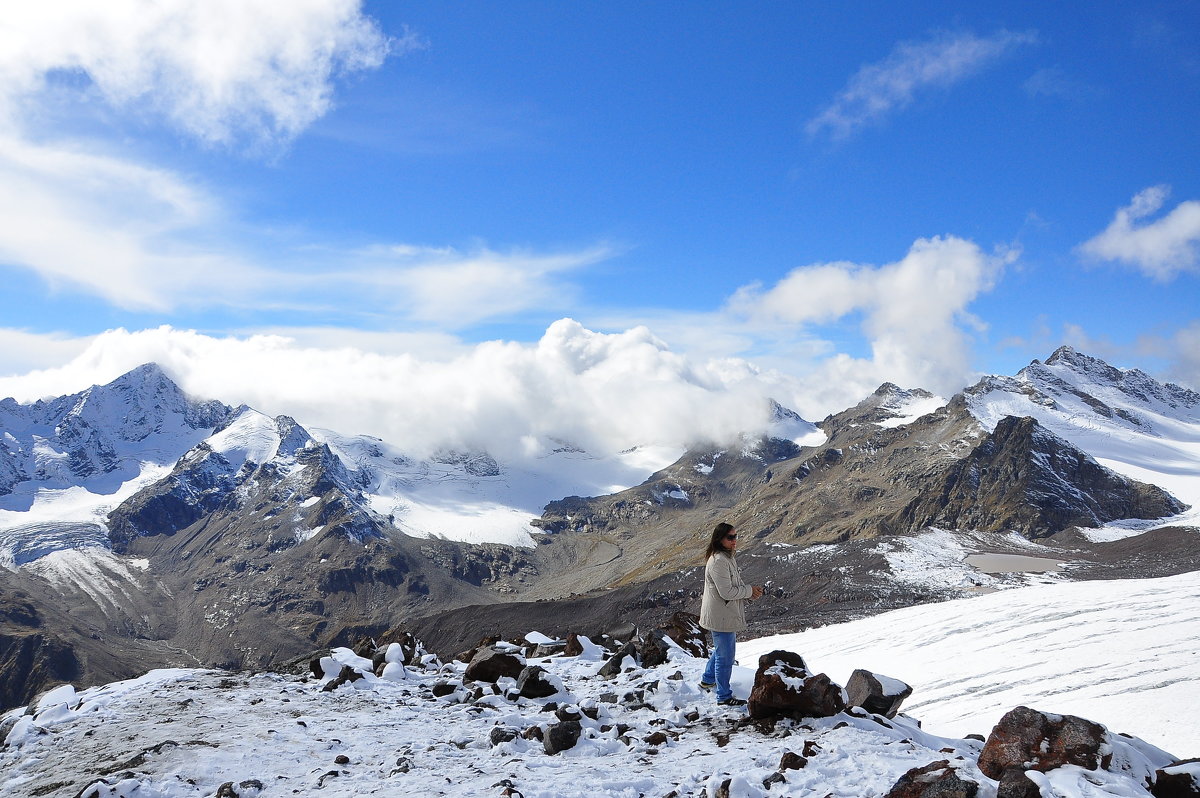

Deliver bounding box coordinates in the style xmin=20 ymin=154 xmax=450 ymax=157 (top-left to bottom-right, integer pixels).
xmin=747 ymin=650 xmax=845 ymax=720
xmin=597 ymin=642 xmax=638 ymax=679
xmin=489 ymin=726 xmax=521 ymax=747
xmin=563 ymin=633 xmax=585 ymax=657
xmin=978 ymin=706 xmax=1111 ymax=779
xmin=636 ymin=629 xmax=673 ymax=668
xmin=660 ymin=612 xmax=708 ymax=658
xmin=516 ymin=666 xmax=562 ymax=699
xmin=883 ymin=760 xmax=979 ymax=798
xmin=320 ymin=665 xmax=364 ymax=692
xmin=846 ymin=669 xmax=913 ymax=719
xmin=1153 ymin=759 xmax=1200 ymax=798
xmin=996 ymin=767 xmax=1041 ymax=798
xmin=543 ymin=720 xmax=582 ymax=755
xmin=464 ymin=646 xmax=525 ymax=683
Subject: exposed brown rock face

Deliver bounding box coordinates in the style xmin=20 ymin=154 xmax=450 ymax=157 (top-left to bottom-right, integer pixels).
xmin=845 ymin=669 xmax=913 ymax=719
xmin=882 ymin=760 xmax=980 ymax=798
xmin=747 ymin=650 xmax=845 ymax=721
xmin=978 ymin=705 xmax=1111 ymax=779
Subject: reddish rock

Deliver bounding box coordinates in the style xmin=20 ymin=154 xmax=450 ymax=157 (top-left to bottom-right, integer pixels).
xmin=660 ymin=612 xmax=708 ymax=658
xmin=1153 ymin=759 xmax=1200 ymax=798
xmin=883 ymin=760 xmax=979 ymax=798
xmin=747 ymin=650 xmax=845 ymax=720
xmin=978 ymin=706 xmax=1111 ymax=779
xmin=996 ymin=767 xmax=1041 ymax=798
xmin=563 ymin=633 xmax=585 ymax=657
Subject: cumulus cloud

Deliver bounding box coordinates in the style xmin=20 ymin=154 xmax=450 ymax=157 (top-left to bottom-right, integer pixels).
xmin=0 ymin=0 xmax=405 ymax=148
xmin=0 ymin=323 xmax=795 ymax=463
xmin=807 ymin=29 xmax=1037 ymax=140
xmin=1078 ymin=186 xmax=1200 ymax=280
xmin=727 ymin=236 xmax=1010 ymax=403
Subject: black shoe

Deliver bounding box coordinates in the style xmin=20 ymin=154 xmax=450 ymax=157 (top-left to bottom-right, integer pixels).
xmin=699 ymin=681 xmax=716 ymax=691
xmin=717 ymin=697 xmax=747 ymax=707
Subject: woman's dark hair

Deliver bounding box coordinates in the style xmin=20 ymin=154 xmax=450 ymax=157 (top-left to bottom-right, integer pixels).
xmin=704 ymin=522 xmax=736 ymax=560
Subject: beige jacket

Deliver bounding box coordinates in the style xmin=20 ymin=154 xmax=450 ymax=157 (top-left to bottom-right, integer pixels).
xmin=699 ymin=551 xmax=753 ymax=632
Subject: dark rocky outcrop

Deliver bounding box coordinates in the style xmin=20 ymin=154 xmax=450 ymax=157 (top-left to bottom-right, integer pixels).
xmin=846 ymin=669 xmax=913 ymax=719
xmin=1152 ymin=759 xmax=1200 ymax=797
xmin=883 ymin=760 xmax=979 ymax=798
xmin=747 ymin=650 xmax=845 ymax=721
xmin=464 ymin=646 xmax=525 ymax=683
xmin=978 ymin=705 xmax=1111 ymax=778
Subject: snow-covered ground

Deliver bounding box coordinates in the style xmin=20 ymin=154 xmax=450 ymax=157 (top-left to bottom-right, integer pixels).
xmin=4 ymin=572 xmax=1195 ymax=798
xmin=741 ymin=569 xmax=1200 ymax=754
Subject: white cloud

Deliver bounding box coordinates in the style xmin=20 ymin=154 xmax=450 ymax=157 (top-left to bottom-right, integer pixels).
xmin=727 ymin=236 xmax=1010 ymax=405
xmin=342 ymin=244 xmax=617 ymax=327
xmin=0 ymin=323 xmax=795 ymax=462
xmin=0 ymin=0 xmax=404 ymax=149
xmin=807 ymin=29 xmax=1038 ymax=140
xmin=1078 ymin=186 xmax=1200 ymax=280
xmin=0 ymin=135 xmax=273 ymax=310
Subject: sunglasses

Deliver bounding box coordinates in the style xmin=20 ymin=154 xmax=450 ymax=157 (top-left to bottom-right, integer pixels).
xmin=724 ymin=534 xmax=738 ymax=541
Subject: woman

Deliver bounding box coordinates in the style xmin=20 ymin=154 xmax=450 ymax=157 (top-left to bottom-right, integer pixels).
xmin=699 ymin=522 xmax=764 ymax=706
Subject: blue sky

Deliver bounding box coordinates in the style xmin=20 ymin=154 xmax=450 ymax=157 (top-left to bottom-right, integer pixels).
xmin=0 ymin=2 xmax=1198 ymax=454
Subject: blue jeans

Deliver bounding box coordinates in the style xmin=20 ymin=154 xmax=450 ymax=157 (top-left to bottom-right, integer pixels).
xmin=702 ymin=631 xmax=737 ymax=701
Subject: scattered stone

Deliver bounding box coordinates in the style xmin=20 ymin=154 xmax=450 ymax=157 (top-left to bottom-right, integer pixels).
xmin=846 ymin=669 xmax=913 ymax=719
xmin=645 ymin=731 xmax=669 ymax=746
xmin=780 ymin=751 xmax=807 ymax=770
xmin=516 ymin=665 xmax=561 ymax=699
xmin=464 ymin=646 xmax=525 ymax=683
xmin=563 ymin=634 xmax=585 ymax=657
xmin=490 ymin=726 xmax=521 ymax=746
xmin=321 ymin=665 xmax=364 ymax=693
xmin=978 ymin=706 xmax=1111 ymax=779
xmin=522 ymin=725 xmax=545 ymax=742
xmin=543 ymin=721 xmax=582 ymax=755
xmin=555 ymin=705 xmax=583 ymax=722
xmin=659 ymin=611 xmax=709 ymax=658
xmin=636 ymin=629 xmax=673 ymax=668
xmin=996 ymin=766 xmax=1041 ymax=798
xmin=1152 ymin=759 xmax=1200 ymax=797
xmin=763 ymin=772 xmax=787 ymax=789
xmin=883 ymin=760 xmax=979 ymax=798
xmin=597 ymin=642 xmax=639 ymax=679
xmin=334 ymin=754 xmax=350 ymax=765
xmin=430 ymin=681 xmax=458 ymax=697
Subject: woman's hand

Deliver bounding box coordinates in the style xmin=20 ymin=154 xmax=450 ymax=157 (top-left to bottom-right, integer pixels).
xmin=751 ymin=585 xmax=765 ymax=601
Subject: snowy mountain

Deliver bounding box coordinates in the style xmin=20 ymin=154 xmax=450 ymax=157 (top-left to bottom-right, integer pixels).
xmin=963 ymin=345 xmax=1200 ymax=537
xmin=1 ymin=349 xmax=1197 ymax=726
xmin=2 ymin=571 xmax=1196 ymax=798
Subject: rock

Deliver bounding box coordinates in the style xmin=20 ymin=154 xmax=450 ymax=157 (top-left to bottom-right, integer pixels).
xmin=334 ymin=754 xmax=350 ymax=765
xmin=489 ymin=726 xmax=521 ymax=746
xmin=531 ymin=641 xmax=567 ymax=658
xmin=543 ymin=720 xmax=582 ymax=755
xmin=464 ymin=646 xmax=525 ymax=683
xmin=645 ymin=731 xmax=669 ymax=746
xmin=430 ymin=681 xmax=458 ymax=697
xmin=779 ymin=751 xmax=807 ymax=770
xmin=215 ymin=783 xmax=239 ymax=798
xmin=636 ymin=629 xmax=673 ymax=668
xmin=320 ymin=665 xmax=364 ymax=692
xmin=883 ymin=760 xmax=979 ymax=798
xmin=563 ymin=634 xmax=585 ymax=657
xmin=596 ymin=642 xmax=638 ymax=679
xmin=515 ymin=665 xmax=561 ymax=699
xmin=660 ymin=611 xmax=708 ymax=658
xmin=846 ymin=669 xmax=913 ymax=719
xmin=555 ymin=705 xmax=583 ymax=722
xmin=747 ymin=650 xmax=845 ymax=720
xmin=978 ymin=706 xmax=1111 ymax=779
xmin=996 ymin=767 xmax=1041 ymax=798
xmin=1153 ymin=759 xmax=1200 ymax=797
xmin=376 ymin=629 xmax=424 ymax=666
